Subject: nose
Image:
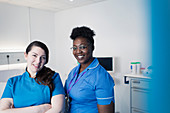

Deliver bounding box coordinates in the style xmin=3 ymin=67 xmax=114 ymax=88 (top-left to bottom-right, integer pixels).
xmin=36 ymin=57 xmax=42 ymax=64
xmin=75 ymin=47 xmax=82 ymax=53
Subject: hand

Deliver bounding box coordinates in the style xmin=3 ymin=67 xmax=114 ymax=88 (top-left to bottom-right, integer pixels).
xmin=39 ymin=104 xmax=52 ymax=113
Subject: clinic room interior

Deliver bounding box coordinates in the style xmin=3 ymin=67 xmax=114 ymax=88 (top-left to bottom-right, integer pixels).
xmin=0 ymin=0 xmax=154 ymax=113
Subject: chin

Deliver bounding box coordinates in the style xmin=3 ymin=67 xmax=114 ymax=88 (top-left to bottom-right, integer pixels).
xmin=77 ymin=60 xmax=84 ymax=64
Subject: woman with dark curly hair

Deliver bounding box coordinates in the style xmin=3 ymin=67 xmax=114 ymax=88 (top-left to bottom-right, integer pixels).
xmin=65 ymin=26 xmax=115 ymax=113
xmin=0 ymin=41 xmax=65 ymax=113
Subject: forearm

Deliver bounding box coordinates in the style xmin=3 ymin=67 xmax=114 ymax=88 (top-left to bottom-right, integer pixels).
xmin=0 ymin=103 xmax=51 ymax=113
xmin=45 ymin=95 xmax=65 ymax=113
xmin=45 ymin=107 xmax=64 ymax=113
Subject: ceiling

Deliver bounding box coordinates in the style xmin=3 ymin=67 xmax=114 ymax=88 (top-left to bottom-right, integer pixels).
xmin=0 ymin=0 xmax=107 ymax=12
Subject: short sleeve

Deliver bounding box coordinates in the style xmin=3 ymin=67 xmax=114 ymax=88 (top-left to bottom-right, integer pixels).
xmin=95 ymin=70 xmax=115 ymax=105
xmin=1 ymin=78 xmax=13 ymax=99
xmin=52 ymin=73 xmax=65 ymax=96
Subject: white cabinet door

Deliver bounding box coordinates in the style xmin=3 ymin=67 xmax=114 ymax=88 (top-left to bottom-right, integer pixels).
xmin=132 ymin=108 xmax=149 ymax=113
xmin=131 ymin=79 xmax=151 ymax=113
xmin=132 ymin=88 xmax=150 ymax=111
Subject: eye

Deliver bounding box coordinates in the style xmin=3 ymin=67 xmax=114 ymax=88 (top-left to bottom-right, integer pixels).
xmin=79 ymin=45 xmax=86 ymax=50
xmin=42 ymin=56 xmax=46 ymax=60
xmin=32 ymin=54 xmax=37 ymax=57
xmin=72 ymin=46 xmax=77 ymax=50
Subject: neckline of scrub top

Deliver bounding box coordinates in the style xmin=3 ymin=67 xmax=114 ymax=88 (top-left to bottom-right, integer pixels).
xmin=76 ymin=58 xmax=99 ymax=74
xmin=24 ymin=70 xmax=37 ymax=83
xmin=74 ymin=58 xmax=100 ymax=81
xmin=68 ymin=58 xmax=99 ymax=92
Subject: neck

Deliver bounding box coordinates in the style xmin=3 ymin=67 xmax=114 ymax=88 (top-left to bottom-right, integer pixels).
xmin=27 ymin=68 xmax=36 ymax=78
xmin=79 ymin=58 xmax=94 ymax=74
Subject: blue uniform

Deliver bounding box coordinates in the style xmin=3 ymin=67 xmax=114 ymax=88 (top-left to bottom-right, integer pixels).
xmin=65 ymin=58 xmax=115 ymax=113
xmin=1 ymin=71 xmax=65 ymax=108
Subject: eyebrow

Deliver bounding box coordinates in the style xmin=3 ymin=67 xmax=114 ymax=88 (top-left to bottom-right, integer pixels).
xmin=73 ymin=44 xmax=87 ymax=46
xmin=32 ymin=52 xmax=38 ymax=55
xmin=32 ymin=52 xmax=46 ymax=57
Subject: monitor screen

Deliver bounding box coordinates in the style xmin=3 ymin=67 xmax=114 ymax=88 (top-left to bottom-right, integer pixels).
xmin=97 ymin=57 xmax=113 ymax=71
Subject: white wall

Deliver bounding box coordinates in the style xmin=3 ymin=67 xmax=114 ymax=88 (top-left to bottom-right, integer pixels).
xmin=29 ymin=8 xmax=57 ymax=72
xmin=0 ymin=3 xmax=30 ymax=95
xmin=0 ymin=3 xmax=57 ymax=70
xmin=0 ymin=3 xmax=58 ymax=98
xmin=0 ymin=1 xmax=151 ymax=113
xmin=0 ymin=3 xmax=30 ymax=51
xmin=54 ymin=0 xmax=151 ymax=113
xmin=0 ymin=3 xmax=57 ymax=80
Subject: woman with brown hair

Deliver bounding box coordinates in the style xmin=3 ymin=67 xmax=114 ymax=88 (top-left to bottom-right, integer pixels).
xmin=0 ymin=41 xmax=65 ymax=113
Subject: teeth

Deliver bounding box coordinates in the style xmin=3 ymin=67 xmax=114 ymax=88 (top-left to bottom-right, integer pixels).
xmin=33 ymin=64 xmax=39 ymax=68
xmin=78 ymin=55 xmax=83 ymax=59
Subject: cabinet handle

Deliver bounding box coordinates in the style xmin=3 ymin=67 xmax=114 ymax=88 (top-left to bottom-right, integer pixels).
xmin=133 ymin=109 xmax=140 ymax=112
xmin=132 ymin=80 xmax=140 ymax=84
xmin=133 ymin=89 xmax=150 ymax=93
xmin=133 ymin=109 xmax=143 ymax=112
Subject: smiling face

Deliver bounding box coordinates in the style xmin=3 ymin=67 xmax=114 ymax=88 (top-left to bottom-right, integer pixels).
xmin=24 ymin=46 xmax=46 ymax=77
xmin=73 ymin=37 xmax=94 ymax=67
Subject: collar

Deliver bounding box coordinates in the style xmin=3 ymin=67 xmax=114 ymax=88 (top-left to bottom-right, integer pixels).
xmin=76 ymin=58 xmax=99 ymax=73
xmin=23 ymin=70 xmax=32 ymax=80
xmin=87 ymin=58 xmax=99 ymax=70
xmin=24 ymin=68 xmax=37 ymax=79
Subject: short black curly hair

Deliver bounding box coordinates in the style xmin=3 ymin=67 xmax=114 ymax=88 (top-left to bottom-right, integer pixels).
xmin=70 ymin=26 xmax=96 ymax=50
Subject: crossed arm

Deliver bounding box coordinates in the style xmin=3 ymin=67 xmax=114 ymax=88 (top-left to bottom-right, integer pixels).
xmin=0 ymin=94 xmax=65 ymax=113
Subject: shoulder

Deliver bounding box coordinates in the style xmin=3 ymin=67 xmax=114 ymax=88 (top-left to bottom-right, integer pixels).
xmin=70 ymin=65 xmax=78 ymax=73
xmin=52 ymin=72 xmax=59 ymax=79
xmin=7 ymin=74 xmax=23 ymax=83
xmin=68 ymin=65 xmax=79 ymax=77
xmin=87 ymin=58 xmax=109 ymax=77
xmin=82 ymin=64 xmax=107 ymax=85
xmin=92 ymin=64 xmax=114 ymax=84
xmin=65 ymin=65 xmax=79 ymax=84
xmin=4 ymin=73 xmax=25 ymax=88
xmin=52 ymin=72 xmax=62 ymax=83
xmin=97 ymin=65 xmax=109 ymax=75
xmin=89 ymin=64 xmax=109 ymax=77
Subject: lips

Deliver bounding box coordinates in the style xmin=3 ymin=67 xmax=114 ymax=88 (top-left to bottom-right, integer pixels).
xmin=33 ymin=64 xmax=39 ymax=69
xmin=77 ymin=55 xmax=85 ymax=60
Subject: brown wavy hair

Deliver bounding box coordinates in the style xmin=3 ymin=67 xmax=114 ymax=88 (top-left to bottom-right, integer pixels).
xmin=26 ymin=41 xmax=55 ymax=95
xmin=36 ymin=66 xmax=55 ymax=97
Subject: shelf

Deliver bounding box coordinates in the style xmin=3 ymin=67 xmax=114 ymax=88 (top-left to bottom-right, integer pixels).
xmin=124 ymin=74 xmax=151 ymax=84
xmin=124 ymin=74 xmax=151 ymax=79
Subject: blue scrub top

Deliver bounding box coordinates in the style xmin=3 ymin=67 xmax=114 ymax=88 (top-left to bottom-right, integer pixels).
xmin=65 ymin=58 xmax=115 ymax=113
xmin=1 ymin=71 xmax=65 ymax=108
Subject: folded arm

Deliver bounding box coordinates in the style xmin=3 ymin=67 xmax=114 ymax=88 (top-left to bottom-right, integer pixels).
xmin=0 ymin=98 xmax=51 ymax=113
xmin=45 ymin=94 xmax=65 ymax=113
